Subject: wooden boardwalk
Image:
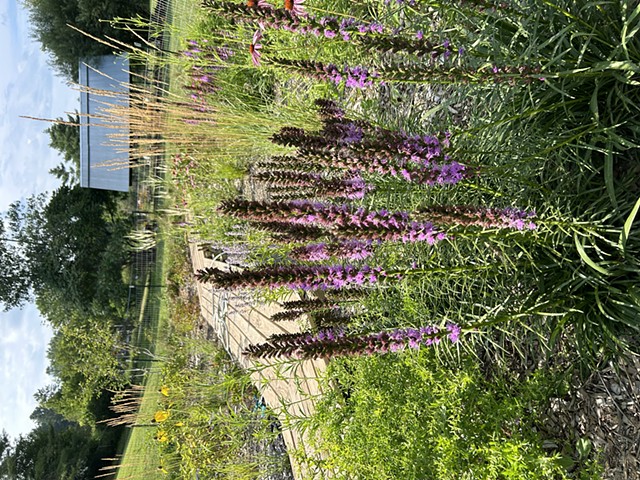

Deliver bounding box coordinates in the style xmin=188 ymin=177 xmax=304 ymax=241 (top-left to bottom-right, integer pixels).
xmin=189 ymin=242 xmax=328 ymax=479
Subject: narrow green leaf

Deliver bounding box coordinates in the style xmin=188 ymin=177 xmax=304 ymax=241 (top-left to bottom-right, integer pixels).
xmin=574 ymin=233 xmax=612 ymax=276
xmin=628 ymin=3 xmax=640 ymax=24
xmin=621 ymin=5 xmax=640 ymax=56
xmin=603 ymin=142 xmax=617 ymax=209
xmin=619 ymin=196 xmax=640 ymax=253
xmin=607 ymin=130 xmax=640 ymax=149
xmin=589 ymin=82 xmax=599 ymax=121
xmin=591 ymin=60 xmax=640 ymax=72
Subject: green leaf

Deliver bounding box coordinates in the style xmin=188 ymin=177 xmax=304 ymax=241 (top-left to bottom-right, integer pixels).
xmin=619 ymin=196 xmax=640 ymax=254
xmin=591 ymin=60 xmax=640 ymax=72
xmin=589 ymin=82 xmax=599 ymax=121
xmin=574 ymin=233 xmax=612 ymax=276
xmin=603 ymin=141 xmax=617 ymax=210
xmin=576 ymin=437 xmax=592 ymax=460
xmin=556 ymin=454 xmax=575 ymax=471
xmin=629 ymin=285 xmax=640 ymax=306
xmin=621 ymin=4 xmax=640 ymax=56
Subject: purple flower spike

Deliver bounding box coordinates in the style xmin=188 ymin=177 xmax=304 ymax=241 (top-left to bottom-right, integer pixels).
xmin=243 ymin=323 xmax=465 ymax=360
xmin=196 ymin=263 xmax=387 ymax=291
xmin=446 ymin=324 xmax=461 ymax=343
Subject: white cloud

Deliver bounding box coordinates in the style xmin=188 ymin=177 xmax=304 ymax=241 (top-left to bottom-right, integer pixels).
xmin=0 ymin=0 xmax=79 ymax=212
xmin=0 ymin=305 xmax=54 ymax=439
xmin=0 ymin=0 xmax=78 ymax=440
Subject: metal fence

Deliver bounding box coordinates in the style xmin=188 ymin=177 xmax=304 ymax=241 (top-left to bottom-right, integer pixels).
xmin=124 ymin=0 xmax=176 ymax=352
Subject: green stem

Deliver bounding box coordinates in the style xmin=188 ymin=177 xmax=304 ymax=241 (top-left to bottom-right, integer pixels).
xmin=386 ymin=262 xmax=504 ymax=278
xmin=463 ymin=298 xmax=565 ymax=332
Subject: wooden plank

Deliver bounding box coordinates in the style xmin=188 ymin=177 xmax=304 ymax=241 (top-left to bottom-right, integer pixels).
xmin=189 ymin=242 xmax=330 ymax=479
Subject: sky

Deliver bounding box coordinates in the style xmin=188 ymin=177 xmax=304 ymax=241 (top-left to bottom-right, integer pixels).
xmin=0 ymin=0 xmax=79 ymax=439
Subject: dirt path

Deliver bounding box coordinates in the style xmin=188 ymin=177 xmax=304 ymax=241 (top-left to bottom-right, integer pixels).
xmin=189 ymin=241 xmax=328 ymax=479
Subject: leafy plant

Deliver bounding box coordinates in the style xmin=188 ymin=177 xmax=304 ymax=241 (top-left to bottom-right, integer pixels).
xmin=300 ymin=350 xmax=599 ymax=480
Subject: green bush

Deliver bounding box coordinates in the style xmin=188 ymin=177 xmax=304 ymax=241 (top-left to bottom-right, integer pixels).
xmin=304 ymin=350 xmax=600 ymax=480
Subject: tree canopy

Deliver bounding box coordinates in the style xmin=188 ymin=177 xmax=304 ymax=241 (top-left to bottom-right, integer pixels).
xmin=0 ymin=420 xmax=104 ymax=480
xmin=46 ymin=114 xmax=80 ymax=186
xmin=0 ymin=221 xmax=31 ymax=311
xmin=23 ymin=0 xmax=149 ymax=80
xmin=42 ymin=315 xmax=126 ymax=426
xmin=0 ymin=185 xmax=127 ymax=314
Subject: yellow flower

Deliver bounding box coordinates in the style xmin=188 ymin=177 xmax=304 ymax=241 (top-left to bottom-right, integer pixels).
xmin=154 ymin=410 xmax=170 ymax=423
xmin=174 ymin=421 xmax=184 ymax=427
xmin=160 ymin=385 xmax=170 ymax=397
xmin=155 ymin=430 xmax=169 ymax=443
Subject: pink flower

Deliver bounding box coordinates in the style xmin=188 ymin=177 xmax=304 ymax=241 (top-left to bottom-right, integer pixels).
xmin=249 ymin=30 xmax=263 ymax=66
xmin=284 ymin=0 xmax=306 ymax=15
xmin=247 ymin=0 xmax=272 ymax=7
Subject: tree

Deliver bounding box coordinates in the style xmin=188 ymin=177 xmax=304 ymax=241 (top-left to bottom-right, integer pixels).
xmin=0 ymin=221 xmax=31 ymax=311
xmin=23 ymin=0 xmax=149 ymax=80
xmin=0 ymin=185 xmax=126 ymax=313
xmin=0 ymin=431 xmax=9 ymax=468
xmin=46 ymin=114 xmax=80 ymax=186
xmin=43 ymin=317 xmax=126 ymax=426
xmin=0 ymin=423 xmax=99 ymax=480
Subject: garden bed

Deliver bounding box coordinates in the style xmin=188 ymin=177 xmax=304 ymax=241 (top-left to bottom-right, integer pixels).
xmin=132 ymin=0 xmax=640 ymax=477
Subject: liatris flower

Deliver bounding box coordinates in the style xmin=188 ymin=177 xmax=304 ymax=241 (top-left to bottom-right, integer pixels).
xmin=251 ymin=220 xmax=327 ymax=242
xmin=268 ymin=125 xmax=470 ymax=186
xmin=314 ymin=98 xmax=345 ymax=119
xmin=281 ymin=296 xmax=355 ymax=312
xmin=219 ymin=199 xmax=447 ymax=244
xmin=249 ymin=30 xmax=263 ymax=66
xmin=269 ymin=57 xmax=379 ymax=90
xmin=400 ymin=161 xmax=469 ymax=185
xmin=357 ymin=34 xmax=455 ymax=60
xmin=271 ymin=306 xmax=348 ymax=323
xmin=321 ymin=121 xmax=365 ymax=144
xmin=321 ymin=176 xmax=373 ymax=200
xmin=270 ymin=127 xmax=330 ymax=149
xmin=416 ymin=205 xmax=537 ymax=230
xmin=289 ymin=239 xmax=374 ymax=261
xmin=258 ymin=171 xmax=374 ymax=200
xmin=204 ymin=0 xmax=304 ymax=31
xmin=294 ymin=147 xmax=470 ymax=186
xmin=271 ymin=309 xmax=313 ymax=322
xmin=254 ymin=169 xmax=323 ymax=187
xmin=198 ymin=241 xmax=252 ymax=266
xmin=313 ymin=308 xmax=353 ymax=328
xmin=343 ymin=65 xmax=379 ymax=89
xmin=243 ymin=323 xmax=462 ymax=359
xmin=196 ymin=263 xmax=386 ymax=290
xmin=378 ymin=61 xmax=544 ymax=84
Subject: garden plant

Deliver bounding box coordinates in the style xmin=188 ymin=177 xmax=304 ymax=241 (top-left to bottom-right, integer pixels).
xmin=109 ymin=0 xmax=640 ymax=477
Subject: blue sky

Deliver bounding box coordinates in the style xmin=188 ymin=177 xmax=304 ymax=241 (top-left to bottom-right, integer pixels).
xmin=0 ymin=0 xmax=79 ymax=439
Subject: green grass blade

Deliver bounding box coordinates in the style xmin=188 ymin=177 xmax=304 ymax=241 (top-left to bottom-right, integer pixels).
xmin=621 ymin=4 xmax=640 ymax=57
xmin=603 ymin=140 xmax=617 ymax=209
xmin=618 ymin=196 xmax=640 ymax=253
xmin=574 ymin=233 xmax=612 ymax=276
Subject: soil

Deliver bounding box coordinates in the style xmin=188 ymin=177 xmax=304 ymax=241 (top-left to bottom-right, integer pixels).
xmin=544 ymin=355 xmax=640 ymax=479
